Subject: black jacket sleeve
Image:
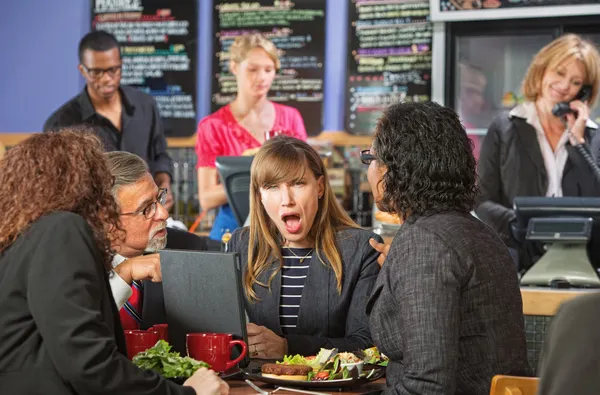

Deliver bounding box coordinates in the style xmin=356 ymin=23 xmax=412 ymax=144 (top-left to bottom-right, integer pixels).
xmin=27 ymin=213 xmax=194 ymax=395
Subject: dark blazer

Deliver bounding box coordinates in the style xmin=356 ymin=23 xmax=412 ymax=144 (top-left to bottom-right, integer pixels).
xmin=476 ymin=112 xmax=600 ymax=248
xmin=141 ymin=227 xmax=209 ymax=329
xmin=538 ymin=292 xmax=600 ymax=395
xmin=229 ymin=226 xmax=382 ymax=356
xmin=367 ymin=211 xmax=531 ymax=395
xmin=0 ymin=212 xmax=193 ymax=395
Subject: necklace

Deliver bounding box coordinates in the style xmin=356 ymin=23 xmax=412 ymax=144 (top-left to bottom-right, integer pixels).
xmin=285 ymin=247 xmax=314 ymax=263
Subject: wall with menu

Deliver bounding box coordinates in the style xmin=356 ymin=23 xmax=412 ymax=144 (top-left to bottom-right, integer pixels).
xmin=212 ymin=0 xmax=326 ymax=136
xmin=92 ymin=0 xmax=198 ymax=137
xmin=346 ymin=0 xmax=432 ymax=135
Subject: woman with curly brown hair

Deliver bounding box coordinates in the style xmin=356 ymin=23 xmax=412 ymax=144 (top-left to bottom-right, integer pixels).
xmin=0 ymin=130 xmax=227 ymax=395
xmin=364 ymin=102 xmax=531 ymax=395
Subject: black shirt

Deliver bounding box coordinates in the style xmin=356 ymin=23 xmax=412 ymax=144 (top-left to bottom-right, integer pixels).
xmin=43 ymin=85 xmax=171 ymax=176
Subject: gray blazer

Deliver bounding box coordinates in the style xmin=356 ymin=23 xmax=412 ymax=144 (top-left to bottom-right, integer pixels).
xmin=538 ymin=292 xmax=600 ymax=395
xmin=367 ymin=211 xmax=531 ymax=395
xmin=229 ymin=227 xmax=382 ymax=356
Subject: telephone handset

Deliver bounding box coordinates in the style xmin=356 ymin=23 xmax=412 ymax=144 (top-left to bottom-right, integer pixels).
xmin=551 ymin=85 xmax=592 ymax=117
xmin=550 ymin=84 xmax=600 ymax=182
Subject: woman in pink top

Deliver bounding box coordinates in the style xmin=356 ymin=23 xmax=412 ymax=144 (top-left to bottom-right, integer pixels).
xmin=195 ymin=33 xmax=307 ymax=242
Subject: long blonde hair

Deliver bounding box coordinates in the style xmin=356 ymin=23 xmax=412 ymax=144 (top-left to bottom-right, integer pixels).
xmin=245 ymin=136 xmax=358 ymax=301
xmin=522 ymin=34 xmax=600 ymax=107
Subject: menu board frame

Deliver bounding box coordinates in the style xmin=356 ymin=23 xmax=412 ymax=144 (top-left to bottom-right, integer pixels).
xmin=211 ymin=0 xmax=326 ymax=136
xmin=91 ymin=0 xmax=198 ymax=137
xmin=345 ymin=0 xmax=433 ymax=136
xmin=430 ymin=0 xmax=600 ymax=22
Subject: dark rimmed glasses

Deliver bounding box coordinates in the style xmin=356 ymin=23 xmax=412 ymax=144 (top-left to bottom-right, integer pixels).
xmin=81 ymin=64 xmax=122 ymax=79
xmin=120 ymin=188 xmax=167 ymax=220
xmin=360 ymin=149 xmax=377 ymax=165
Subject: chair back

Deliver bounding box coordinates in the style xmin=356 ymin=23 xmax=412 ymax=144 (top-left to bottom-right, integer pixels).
xmin=520 ymin=288 xmax=598 ymax=373
xmin=489 ymin=375 xmax=539 ymax=395
xmin=215 ymin=156 xmax=254 ymax=227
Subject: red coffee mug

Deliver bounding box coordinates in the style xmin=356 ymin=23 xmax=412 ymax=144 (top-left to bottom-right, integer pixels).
xmin=264 ymin=129 xmax=282 ymax=141
xmin=124 ymin=329 xmax=159 ymax=360
xmin=151 ymin=324 xmax=169 ymax=342
xmin=186 ymin=333 xmax=247 ymax=372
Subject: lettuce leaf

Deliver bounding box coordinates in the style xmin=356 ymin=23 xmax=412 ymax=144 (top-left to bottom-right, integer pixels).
xmin=132 ymin=340 xmax=210 ymax=378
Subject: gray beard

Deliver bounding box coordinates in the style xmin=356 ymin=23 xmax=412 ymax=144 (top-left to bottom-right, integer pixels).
xmin=146 ymin=234 xmax=167 ymax=253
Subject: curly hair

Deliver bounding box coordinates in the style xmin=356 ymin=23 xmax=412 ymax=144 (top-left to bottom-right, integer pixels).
xmin=0 ymin=129 xmax=121 ymax=270
xmin=373 ymin=101 xmax=478 ymax=220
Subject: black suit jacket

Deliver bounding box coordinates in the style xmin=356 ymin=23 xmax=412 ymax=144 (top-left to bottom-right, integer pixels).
xmin=229 ymin=227 xmax=382 ymax=356
xmin=538 ymin=292 xmax=600 ymax=395
xmin=476 ymin=112 xmax=600 ymax=247
xmin=367 ymin=211 xmax=531 ymax=395
xmin=0 ymin=212 xmax=193 ymax=395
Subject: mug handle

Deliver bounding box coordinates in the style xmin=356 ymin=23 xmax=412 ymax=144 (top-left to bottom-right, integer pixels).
xmin=225 ymin=340 xmax=248 ymax=371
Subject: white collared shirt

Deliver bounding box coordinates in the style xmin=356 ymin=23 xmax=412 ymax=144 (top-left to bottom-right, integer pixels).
xmin=108 ymin=254 xmax=133 ymax=309
xmin=509 ymin=102 xmax=569 ymax=197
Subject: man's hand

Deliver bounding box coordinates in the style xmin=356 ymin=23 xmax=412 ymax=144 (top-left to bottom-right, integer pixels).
xmin=246 ymin=323 xmax=288 ymax=359
xmin=155 ymin=172 xmax=174 ymax=212
xmin=113 ymin=253 xmax=162 ymax=285
xmin=369 ymin=238 xmax=390 ymax=268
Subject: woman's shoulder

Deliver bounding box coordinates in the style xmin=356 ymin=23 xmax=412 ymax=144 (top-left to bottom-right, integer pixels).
xmin=22 ymin=212 xmax=93 ymax=248
xmin=34 ymin=211 xmax=89 ymax=230
xmin=272 ymin=102 xmax=301 ymax=116
xmin=197 ymin=105 xmax=232 ymax=133
xmin=489 ymin=110 xmax=516 ymax=132
xmin=230 ymin=227 xmax=250 ymax=250
xmin=335 ymin=227 xmax=382 ymax=248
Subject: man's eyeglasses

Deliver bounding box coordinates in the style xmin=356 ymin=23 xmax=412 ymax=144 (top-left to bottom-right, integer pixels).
xmin=360 ymin=149 xmax=377 ymax=165
xmin=81 ymin=64 xmax=122 ymax=79
xmin=120 ymin=188 xmax=167 ymax=220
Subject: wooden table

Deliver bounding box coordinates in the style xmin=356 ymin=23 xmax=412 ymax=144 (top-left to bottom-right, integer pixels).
xmin=227 ymin=378 xmax=386 ymax=395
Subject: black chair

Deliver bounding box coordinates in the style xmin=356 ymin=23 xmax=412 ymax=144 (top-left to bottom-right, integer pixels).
xmin=141 ymin=227 xmax=208 ymax=329
xmin=215 ymin=156 xmax=254 ymax=227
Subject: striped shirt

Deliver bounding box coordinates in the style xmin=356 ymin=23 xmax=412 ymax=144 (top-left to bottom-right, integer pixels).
xmin=279 ymin=247 xmax=313 ymax=334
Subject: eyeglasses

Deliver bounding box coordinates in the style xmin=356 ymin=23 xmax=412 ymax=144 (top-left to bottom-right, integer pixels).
xmin=120 ymin=188 xmax=167 ymax=220
xmin=360 ymin=149 xmax=377 ymax=165
xmin=81 ymin=64 xmax=122 ymax=79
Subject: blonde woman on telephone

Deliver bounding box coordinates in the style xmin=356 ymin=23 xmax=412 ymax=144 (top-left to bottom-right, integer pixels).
xmin=476 ymin=34 xmax=600 ymax=269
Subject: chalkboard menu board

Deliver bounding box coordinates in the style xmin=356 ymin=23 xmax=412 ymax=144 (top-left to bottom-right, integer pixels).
xmin=212 ymin=1 xmax=326 ymax=136
xmin=91 ymin=0 xmax=198 ymax=137
xmin=346 ymin=0 xmax=432 ymax=135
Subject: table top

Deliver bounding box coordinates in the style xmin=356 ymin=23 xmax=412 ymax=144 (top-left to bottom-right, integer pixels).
xmin=227 ymin=378 xmax=386 ymax=395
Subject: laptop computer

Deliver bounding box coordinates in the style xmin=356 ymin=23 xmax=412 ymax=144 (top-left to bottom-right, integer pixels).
xmin=160 ymin=249 xmax=249 ymax=368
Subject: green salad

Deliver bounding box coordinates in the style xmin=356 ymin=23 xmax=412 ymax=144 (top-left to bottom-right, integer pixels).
xmin=132 ymin=340 xmax=210 ymax=378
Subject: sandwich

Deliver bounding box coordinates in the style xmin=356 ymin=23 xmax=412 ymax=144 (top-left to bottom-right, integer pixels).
xmin=261 ymin=363 xmax=313 ymax=381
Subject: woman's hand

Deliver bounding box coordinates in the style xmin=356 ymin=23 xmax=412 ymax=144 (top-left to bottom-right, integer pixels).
xmin=246 ymin=323 xmax=288 ymax=359
xmin=369 ymin=238 xmax=391 ymax=267
xmin=183 ymin=367 xmax=229 ymax=395
xmin=566 ymin=100 xmax=590 ymax=145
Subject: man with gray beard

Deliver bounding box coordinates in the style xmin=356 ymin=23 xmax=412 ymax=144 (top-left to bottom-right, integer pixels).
xmin=106 ymin=151 xmax=169 ymax=330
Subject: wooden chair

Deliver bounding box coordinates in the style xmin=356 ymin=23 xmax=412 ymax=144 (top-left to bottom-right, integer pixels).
xmin=520 ymin=288 xmax=599 ymax=373
xmin=489 ymin=375 xmax=539 ymax=395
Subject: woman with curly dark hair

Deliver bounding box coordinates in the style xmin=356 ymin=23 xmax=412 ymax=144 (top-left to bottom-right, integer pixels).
xmin=0 ymin=130 xmax=227 ymax=395
xmin=365 ymin=102 xmax=531 ymax=395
